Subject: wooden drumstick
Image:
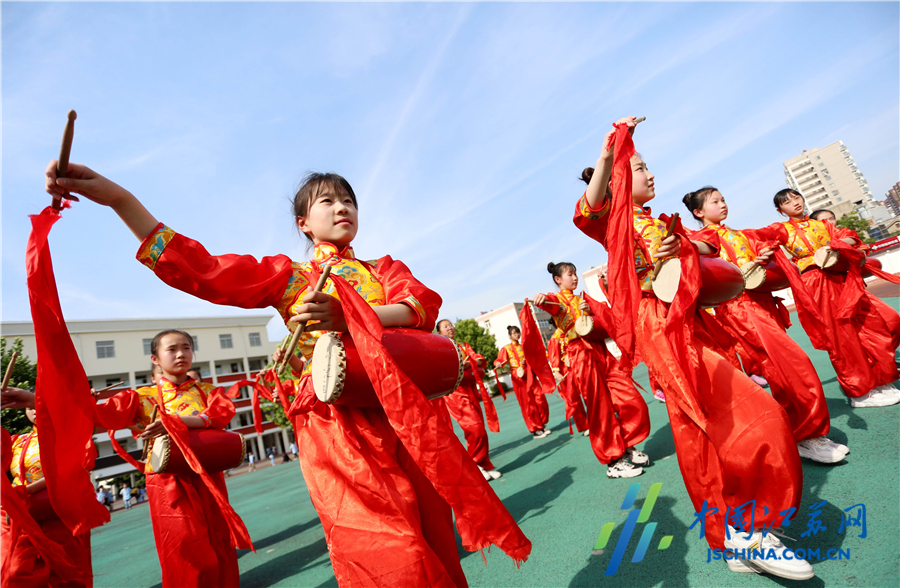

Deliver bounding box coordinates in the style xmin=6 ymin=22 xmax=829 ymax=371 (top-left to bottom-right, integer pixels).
xmin=91 ymin=380 xmax=126 ymax=399
xmin=53 ymin=110 xmax=80 ymax=211
xmin=651 ymin=212 xmax=679 ymax=280
xmin=1 ymin=351 xmax=18 ymax=391
xmin=140 ymin=405 xmax=159 ymax=462
xmin=634 ymin=116 xmax=646 ymax=125
xmin=525 ymin=298 xmax=562 ymax=307
xmin=276 ymin=264 xmax=333 ymax=375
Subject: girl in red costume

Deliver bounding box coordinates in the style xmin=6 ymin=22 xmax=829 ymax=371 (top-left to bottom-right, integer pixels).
xmin=684 ymin=187 xmax=847 ymax=463
xmin=533 ymin=262 xmax=650 ymax=479
xmin=46 ymin=161 xmax=530 ymax=588
xmin=494 ymin=325 xmax=551 ymax=439
xmin=772 ymin=189 xmax=899 ymax=407
xmin=436 ymin=319 xmax=503 ymax=480
xmin=1 ymin=399 xmax=92 ymax=588
xmin=96 ymin=330 xmax=242 ymax=587
xmin=575 ymin=117 xmax=810 ymax=580
xmin=548 ymin=329 xmax=590 ymax=434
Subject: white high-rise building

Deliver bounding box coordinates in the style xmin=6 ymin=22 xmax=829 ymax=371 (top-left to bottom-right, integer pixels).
xmin=783 ymin=141 xmax=875 ymax=219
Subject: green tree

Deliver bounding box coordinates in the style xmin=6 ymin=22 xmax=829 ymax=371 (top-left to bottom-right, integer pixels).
xmin=452 ymin=319 xmax=499 ymax=367
xmin=260 ymin=335 xmax=295 ymax=430
xmin=836 ymin=212 xmax=875 ymax=244
xmin=1 ymin=338 xmax=38 ymax=435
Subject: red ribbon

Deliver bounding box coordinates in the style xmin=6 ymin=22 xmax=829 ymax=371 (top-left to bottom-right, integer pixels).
xmin=491 ymin=369 xmax=507 ymax=400
xmin=463 ymin=347 xmax=499 ymax=433
xmin=517 ymin=303 xmax=557 ymax=395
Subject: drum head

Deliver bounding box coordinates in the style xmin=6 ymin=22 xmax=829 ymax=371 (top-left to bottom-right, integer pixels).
xmin=574 ymin=316 xmax=594 ymax=337
xmin=312 ymin=332 xmax=347 ymax=404
xmin=148 ymin=436 xmax=170 ymax=474
xmin=814 ymin=247 xmax=838 ymax=269
xmin=651 ymin=258 xmax=681 ymax=303
xmin=741 ymin=262 xmax=767 ymax=290
xmin=516 ymin=366 xmax=525 ymax=379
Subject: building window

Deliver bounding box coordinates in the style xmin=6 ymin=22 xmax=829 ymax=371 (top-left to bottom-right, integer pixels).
xmin=829 ymin=183 xmax=835 ymax=188
xmin=832 ymin=190 xmax=839 ymax=195
xmin=249 ymin=332 xmax=262 ymax=347
xmin=142 ymin=338 xmax=152 ymax=355
xmin=815 ymin=156 xmax=820 ymax=160
xmin=818 ymin=163 xmax=824 ymax=167
xmin=825 ymin=176 xmax=831 ymax=180
xmin=96 ymin=341 xmax=115 ymax=359
xmin=220 ymin=334 xmax=233 ymax=349
xmin=192 ymin=335 xmax=199 ymax=350
xmin=231 ymin=362 xmax=240 ymax=373
xmin=858 ymin=180 xmax=865 ymax=186
xmin=106 ymin=378 xmax=122 ymax=387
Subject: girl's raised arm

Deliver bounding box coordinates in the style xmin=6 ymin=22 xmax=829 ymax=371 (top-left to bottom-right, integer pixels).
xmin=585 ymin=116 xmax=638 ymax=209
xmin=45 ymin=160 xmax=159 ymax=241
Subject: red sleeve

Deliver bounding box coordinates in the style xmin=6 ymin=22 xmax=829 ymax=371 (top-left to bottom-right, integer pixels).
xmin=691 ymin=226 xmax=721 ymax=253
xmin=93 ymin=389 xmax=143 ymax=431
xmin=573 ymin=192 xmax=612 ymax=246
xmin=537 ymin=293 xmax=562 ymax=316
xmin=742 ymin=222 xmax=789 ymax=245
xmin=832 ymin=227 xmax=868 ymax=252
xmin=370 ymin=255 xmax=442 ymax=331
xmin=202 ymin=387 xmax=236 ymax=430
xmin=136 ymin=223 xmax=295 ymax=309
xmin=494 ymin=346 xmax=509 ymax=367
xmin=548 ymin=339 xmax=561 ymax=371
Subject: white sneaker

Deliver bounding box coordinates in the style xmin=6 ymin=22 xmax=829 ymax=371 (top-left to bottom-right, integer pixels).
xmin=624 ymin=447 xmax=650 ymax=465
xmin=582 ymin=430 xmax=590 ymax=437
xmin=606 ymin=459 xmax=643 ymax=479
xmin=543 ymin=427 xmax=552 ymax=435
xmin=797 ymin=436 xmax=846 ymax=463
xmin=874 ymin=383 xmax=900 ymax=398
xmin=749 ymin=374 xmax=769 ymax=387
xmin=532 ymin=429 xmax=551 ymax=440
xmin=653 ymin=389 xmax=666 ymax=403
xmin=821 ymin=436 xmax=849 ymax=455
xmin=487 ymin=469 xmax=502 ymax=480
xmin=850 ymin=389 xmax=900 ymax=408
xmin=726 ymin=558 xmax=756 ymax=573
xmin=478 ymin=466 xmax=492 ymax=481
xmin=723 ymin=527 xmax=814 ymax=581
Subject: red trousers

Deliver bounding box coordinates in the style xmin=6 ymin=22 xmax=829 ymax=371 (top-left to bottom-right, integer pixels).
xmin=637 ymin=297 xmax=802 ymax=550
xmin=510 ymin=369 xmax=549 ymax=433
xmin=295 ymin=400 xmax=467 ymax=588
xmin=442 ymin=384 xmax=495 ymax=470
xmin=716 ymin=292 xmax=830 ymax=442
xmin=802 ymin=269 xmax=900 ymax=397
xmin=557 ymin=364 xmax=589 ymax=433
xmin=568 ymin=338 xmax=650 ymax=464
xmin=0 ymin=511 xmax=92 ymax=588
xmin=147 ymin=471 xmax=239 ymax=588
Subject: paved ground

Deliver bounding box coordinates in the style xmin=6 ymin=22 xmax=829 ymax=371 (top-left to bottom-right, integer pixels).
xmin=91 ymin=300 xmax=900 ymax=588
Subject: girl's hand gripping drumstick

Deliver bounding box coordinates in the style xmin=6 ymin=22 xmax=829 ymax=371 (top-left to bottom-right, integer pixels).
xmin=1 ymin=351 xmax=18 ymax=392
xmin=53 ymin=110 xmax=81 ymax=211
xmin=276 ymin=264 xmax=333 ymax=376
xmin=651 ymin=213 xmax=679 ymax=280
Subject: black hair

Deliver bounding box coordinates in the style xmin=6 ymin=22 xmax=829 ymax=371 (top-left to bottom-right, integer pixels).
xmin=682 ymin=186 xmax=720 ymax=222
xmin=773 ymin=188 xmax=802 ymax=210
xmin=580 ymin=167 xmax=594 ymax=185
xmin=186 ymin=368 xmax=202 ymax=380
xmin=810 ymin=209 xmax=835 ymax=221
xmin=292 ymin=172 xmax=358 ymax=243
xmin=150 ymin=330 xmax=194 ymax=357
xmin=436 ymin=319 xmax=452 ymax=333
xmin=547 ymin=261 xmax=576 ymax=284
xmin=507 ymin=325 xmax=521 ymax=335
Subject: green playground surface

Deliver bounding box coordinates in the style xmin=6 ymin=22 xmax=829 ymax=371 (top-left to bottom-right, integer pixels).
xmin=91 ymin=301 xmax=900 ymax=588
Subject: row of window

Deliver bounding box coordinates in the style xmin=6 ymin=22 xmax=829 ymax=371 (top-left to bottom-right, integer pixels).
xmin=97 ymin=332 xmax=263 ymax=359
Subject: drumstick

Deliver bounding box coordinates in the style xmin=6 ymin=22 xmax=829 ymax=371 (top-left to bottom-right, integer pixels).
xmin=53 ymin=110 xmax=80 ymax=211
xmin=1 ymin=351 xmax=18 ymax=391
xmin=634 ymin=116 xmax=646 ymax=125
xmin=525 ymin=298 xmax=562 ymax=306
xmin=650 ymin=212 xmax=679 ymax=281
xmin=140 ymin=405 xmax=159 ymax=462
xmin=276 ymin=264 xmax=333 ymax=375
xmin=91 ymin=381 xmax=126 ymax=399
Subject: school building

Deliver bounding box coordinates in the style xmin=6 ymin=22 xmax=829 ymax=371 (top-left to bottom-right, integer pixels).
xmin=783 ymin=140 xmax=875 ymax=220
xmin=1 ymin=315 xmax=294 ymax=485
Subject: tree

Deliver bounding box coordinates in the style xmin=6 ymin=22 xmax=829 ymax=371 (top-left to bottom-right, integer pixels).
xmin=452 ymin=319 xmax=499 ymax=367
xmin=836 ymin=212 xmax=876 ymax=244
xmin=260 ymin=336 xmax=295 ymax=430
xmin=1 ymin=338 xmax=38 ymax=435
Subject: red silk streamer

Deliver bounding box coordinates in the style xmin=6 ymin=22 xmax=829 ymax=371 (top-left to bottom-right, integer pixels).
xmin=25 ymin=205 xmax=110 ymax=535
xmin=153 ymin=383 xmax=254 ymax=551
xmin=582 ymin=292 xmax=617 ymax=340
xmin=828 ymin=238 xmax=869 ymax=320
xmin=1 ymin=428 xmax=81 ymax=581
xmin=769 ymin=247 xmax=834 ymax=352
xmin=107 ymin=429 xmax=145 ymax=471
xmin=492 ymin=369 xmax=507 ymax=400
xmin=517 ymin=303 xmax=557 ymax=395
xmin=464 ymin=348 xmax=499 ymax=433
xmin=326 ymin=273 xmax=532 ymax=562
xmin=605 ymin=124 xmax=641 ymax=368
xmin=226 ymin=376 xmax=275 ymax=436
xmin=863 ymin=259 xmax=900 ymax=285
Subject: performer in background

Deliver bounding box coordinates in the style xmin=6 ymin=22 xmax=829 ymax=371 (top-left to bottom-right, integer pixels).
xmin=494 ymin=325 xmax=551 ymax=439
xmin=773 ymin=189 xmax=899 ymax=407
xmin=574 ymin=117 xmax=809 ymax=580
xmin=684 ymin=187 xmax=847 ymax=463
xmin=437 ymin=319 xmax=503 ymax=480
xmin=548 ymin=329 xmax=590 ymax=434
xmin=534 ymin=262 xmax=650 ymax=478
xmin=46 ymin=161 xmax=530 ymax=587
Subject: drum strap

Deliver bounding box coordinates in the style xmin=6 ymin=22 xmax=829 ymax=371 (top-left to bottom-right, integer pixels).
xmin=787 ymin=218 xmax=817 ymax=257
xmin=16 ymin=431 xmax=35 ymax=486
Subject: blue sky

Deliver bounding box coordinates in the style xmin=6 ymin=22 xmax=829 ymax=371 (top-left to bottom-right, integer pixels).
xmin=2 ymin=2 xmax=898 ymax=340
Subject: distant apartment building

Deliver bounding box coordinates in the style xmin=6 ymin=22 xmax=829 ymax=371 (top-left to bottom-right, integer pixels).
xmin=783 ymin=141 xmax=874 ymax=220
xmin=1 ymin=315 xmax=292 ymax=485
xmin=885 ymin=182 xmax=900 ymax=218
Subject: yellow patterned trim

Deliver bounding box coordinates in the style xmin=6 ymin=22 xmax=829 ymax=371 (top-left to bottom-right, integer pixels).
xmin=577 ymin=193 xmax=611 ymax=220
xmin=401 ymin=295 xmax=427 ymax=328
xmin=137 ymin=223 xmax=176 ymax=270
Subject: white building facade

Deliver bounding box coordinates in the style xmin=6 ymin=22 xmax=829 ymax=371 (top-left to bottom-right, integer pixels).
xmin=783 ymin=141 xmax=875 ymax=219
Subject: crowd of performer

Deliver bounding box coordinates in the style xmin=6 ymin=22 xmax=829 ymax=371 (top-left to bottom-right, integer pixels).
xmin=0 ymin=114 xmax=897 ymax=587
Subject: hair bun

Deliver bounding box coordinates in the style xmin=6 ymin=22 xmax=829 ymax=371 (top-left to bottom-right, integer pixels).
xmin=547 ymin=262 xmax=556 ymax=274
xmin=682 ymin=192 xmax=694 ymax=207
xmin=581 ymin=167 xmax=594 ymax=185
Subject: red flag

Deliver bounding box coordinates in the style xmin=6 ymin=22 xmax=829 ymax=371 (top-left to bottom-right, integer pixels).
xmin=492 ymin=369 xmax=507 ymax=400
xmin=769 ymin=247 xmax=834 ymax=352
xmin=26 ymin=205 xmax=109 ymax=535
xmin=462 ymin=347 xmax=499 ymax=433
xmin=517 ymin=303 xmax=557 ymax=395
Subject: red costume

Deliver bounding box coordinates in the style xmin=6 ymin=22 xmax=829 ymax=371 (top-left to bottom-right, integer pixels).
xmin=97 ymin=380 xmax=242 ymax=587
xmin=573 ymin=125 xmax=802 ymax=549
xmin=131 ymin=227 xmax=530 ymax=587
xmin=693 ymin=224 xmax=830 ymax=442
xmin=494 ymin=342 xmax=549 ymax=433
xmin=548 ymin=332 xmax=589 ymax=432
xmin=1 ymin=427 xmax=92 ymax=588
xmin=536 ymin=290 xmax=649 ymax=464
xmin=777 ymin=218 xmax=900 ymax=397
xmin=441 ymin=342 xmax=495 ymax=470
